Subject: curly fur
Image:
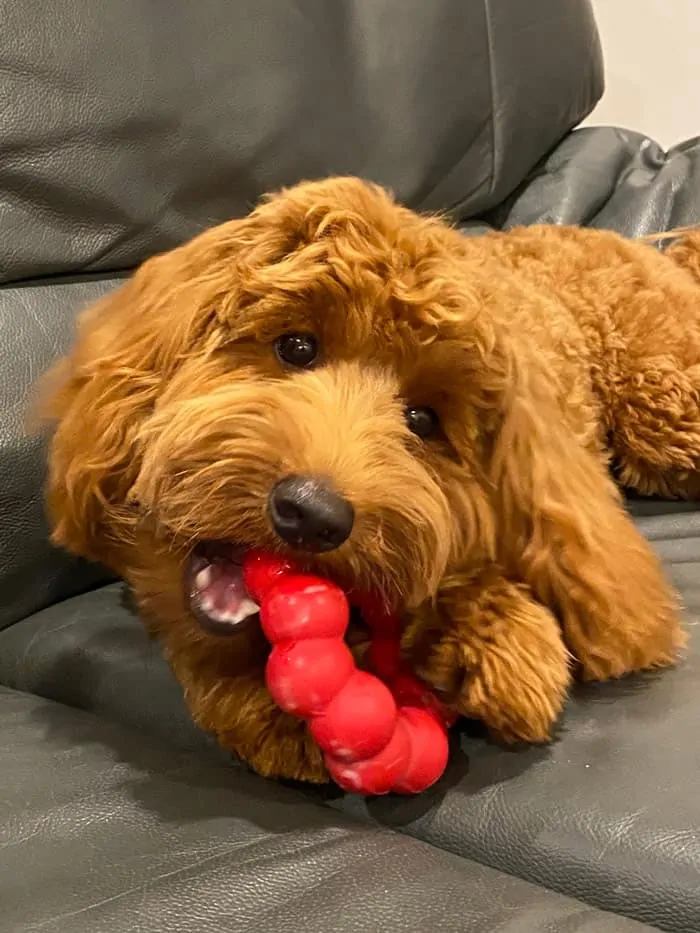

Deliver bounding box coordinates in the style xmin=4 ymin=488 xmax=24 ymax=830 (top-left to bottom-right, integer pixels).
xmin=38 ymin=177 xmax=695 ymax=782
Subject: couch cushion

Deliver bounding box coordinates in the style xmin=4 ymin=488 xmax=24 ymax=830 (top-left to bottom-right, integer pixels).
xmin=0 ymin=278 xmax=118 ymax=629
xmin=2 ymin=687 xmax=655 ymax=933
xmin=2 ymin=506 xmax=698 ymax=931
xmin=0 ymin=0 xmax=602 ymax=285
xmin=0 ymin=583 xmax=220 ymax=758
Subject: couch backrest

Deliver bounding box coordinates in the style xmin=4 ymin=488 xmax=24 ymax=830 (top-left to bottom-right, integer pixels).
xmin=0 ymin=0 xmax=603 ymax=626
xmin=0 ymin=0 xmax=602 ymax=286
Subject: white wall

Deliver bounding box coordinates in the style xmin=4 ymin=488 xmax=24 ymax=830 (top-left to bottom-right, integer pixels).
xmin=584 ymin=0 xmax=700 ymax=148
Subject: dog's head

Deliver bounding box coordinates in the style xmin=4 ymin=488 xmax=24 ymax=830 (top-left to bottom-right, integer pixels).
xmin=39 ymin=177 xmax=551 ymax=646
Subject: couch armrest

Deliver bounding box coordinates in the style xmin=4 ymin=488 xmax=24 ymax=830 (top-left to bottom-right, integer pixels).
xmin=484 ymin=126 xmax=700 ymax=236
xmin=0 ymin=277 xmax=119 ymax=629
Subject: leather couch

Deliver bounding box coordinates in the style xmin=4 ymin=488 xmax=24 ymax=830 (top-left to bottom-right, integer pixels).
xmin=1 ymin=2 xmax=699 ymax=930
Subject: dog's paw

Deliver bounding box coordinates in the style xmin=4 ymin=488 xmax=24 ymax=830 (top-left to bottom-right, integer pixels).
xmin=414 ymin=634 xmax=565 ymax=745
xmin=404 ymin=574 xmax=572 ymax=745
xmin=181 ymin=669 xmax=329 ymax=784
xmin=215 ymin=708 xmax=329 ymax=784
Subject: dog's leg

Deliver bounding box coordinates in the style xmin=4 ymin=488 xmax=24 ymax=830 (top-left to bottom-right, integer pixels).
xmin=608 ymin=234 xmax=700 ymax=500
xmin=187 ymin=674 xmax=328 ymax=784
xmin=157 ymin=626 xmax=329 ymax=783
xmin=610 ymin=357 xmax=700 ymax=499
xmin=403 ymin=568 xmax=571 ymax=744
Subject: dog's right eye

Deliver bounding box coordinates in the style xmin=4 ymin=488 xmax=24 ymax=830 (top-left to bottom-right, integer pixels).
xmin=274 ymin=333 xmax=319 ymax=369
xmin=405 ymin=405 xmax=440 ymax=439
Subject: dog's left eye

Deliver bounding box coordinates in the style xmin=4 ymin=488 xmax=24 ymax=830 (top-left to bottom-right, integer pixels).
xmin=405 ymin=405 xmax=440 ymax=439
xmin=274 ymin=333 xmax=319 ymax=369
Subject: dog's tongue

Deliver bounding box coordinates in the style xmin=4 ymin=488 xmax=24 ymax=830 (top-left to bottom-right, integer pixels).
xmin=193 ymin=559 xmax=259 ymax=627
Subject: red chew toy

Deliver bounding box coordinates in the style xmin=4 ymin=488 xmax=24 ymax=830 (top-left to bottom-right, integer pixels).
xmin=243 ymin=550 xmax=455 ymax=795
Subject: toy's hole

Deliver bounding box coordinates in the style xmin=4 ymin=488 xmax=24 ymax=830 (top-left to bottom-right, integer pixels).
xmin=345 ymin=606 xmax=370 ymax=648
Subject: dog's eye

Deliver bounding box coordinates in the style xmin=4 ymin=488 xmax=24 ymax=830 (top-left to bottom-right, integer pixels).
xmin=274 ymin=333 xmax=319 ymax=369
xmin=405 ymin=405 xmax=440 ymax=439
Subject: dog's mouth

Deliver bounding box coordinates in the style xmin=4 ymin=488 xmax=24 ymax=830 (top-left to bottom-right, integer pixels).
xmin=186 ymin=542 xmax=261 ymax=637
xmin=185 ymin=541 xmax=370 ymax=647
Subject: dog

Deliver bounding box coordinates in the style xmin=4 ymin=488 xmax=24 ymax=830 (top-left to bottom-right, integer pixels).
xmin=40 ymin=176 xmax=696 ymax=783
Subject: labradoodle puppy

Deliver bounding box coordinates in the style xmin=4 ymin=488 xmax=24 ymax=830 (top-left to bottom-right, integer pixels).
xmin=40 ymin=177 xmax=697 ymax=783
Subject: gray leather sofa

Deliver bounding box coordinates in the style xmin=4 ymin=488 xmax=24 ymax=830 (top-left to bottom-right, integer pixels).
xmin=1 ymin=2 xmax=699 ymax=930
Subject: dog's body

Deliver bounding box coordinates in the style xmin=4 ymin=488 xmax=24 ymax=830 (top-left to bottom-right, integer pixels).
xmin=41 ymin=178 xmax=698 ymax=782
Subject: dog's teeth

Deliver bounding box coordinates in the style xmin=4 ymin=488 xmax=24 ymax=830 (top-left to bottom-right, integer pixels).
xmin=231 ymin=598 xmax=259 ymax=624
xmin=191 ymin=557 xmax=207 ymax=575
xmin=195 ymin=567 xmax=212 ymax=592
xmin=197 ymin=599 xmax=260 ymax=626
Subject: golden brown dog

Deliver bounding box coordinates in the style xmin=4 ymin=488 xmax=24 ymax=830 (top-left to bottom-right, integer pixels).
xmin=40 ymin=177 xmax=698 ymax=782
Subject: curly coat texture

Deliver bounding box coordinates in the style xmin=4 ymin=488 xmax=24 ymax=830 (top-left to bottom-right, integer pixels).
xmin=40 ymin=177 xmax=696 ymax=783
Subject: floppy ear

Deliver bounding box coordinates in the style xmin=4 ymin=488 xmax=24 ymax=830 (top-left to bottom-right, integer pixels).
xmin=37 ymin=209 xmax=285 ymax=565
xmin=488 ymin=349 xmax=684 ymax=680
xmin=37 ymin=260 xmax=171 ymax=565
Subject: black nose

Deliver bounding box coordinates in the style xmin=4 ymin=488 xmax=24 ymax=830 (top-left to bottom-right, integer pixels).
xmin=268 ymin=476 xmax=354 ymax=552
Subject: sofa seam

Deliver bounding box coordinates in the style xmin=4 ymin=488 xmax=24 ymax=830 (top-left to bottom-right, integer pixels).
xmin=483 ymin=0 xmax=498 ymax=198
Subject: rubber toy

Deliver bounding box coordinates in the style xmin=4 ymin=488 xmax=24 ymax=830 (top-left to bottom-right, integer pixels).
xmin=243 ymin=549 xmax=456 ymax=795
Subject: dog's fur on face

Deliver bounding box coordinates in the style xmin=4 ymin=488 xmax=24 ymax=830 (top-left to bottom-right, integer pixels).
xmin=44 ymin=179 xmax=501 ymax=606
xmin=40 ymin=177 xmax=694 ymax=782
